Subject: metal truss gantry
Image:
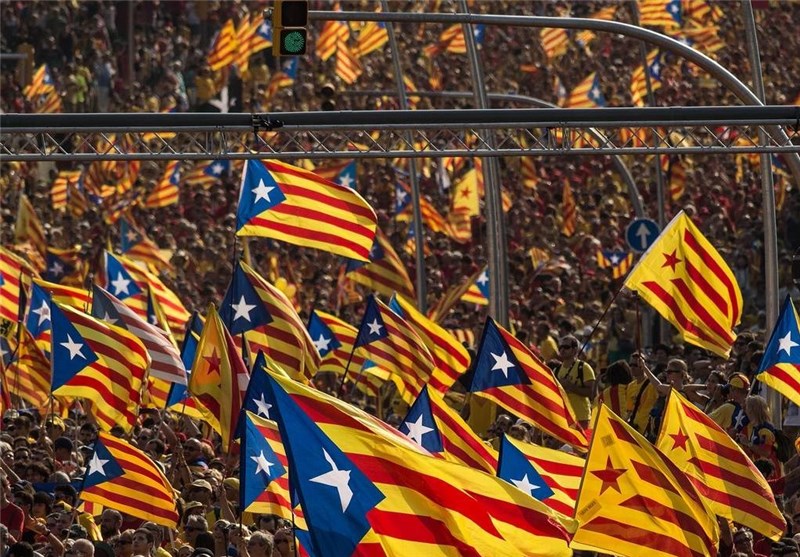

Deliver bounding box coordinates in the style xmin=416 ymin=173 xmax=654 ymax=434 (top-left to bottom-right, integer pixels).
xmin=1 ymin=106 xmax=799 ymax=162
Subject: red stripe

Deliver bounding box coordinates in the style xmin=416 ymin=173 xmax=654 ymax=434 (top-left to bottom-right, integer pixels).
xmin=683 ymin=229 xmax=740 ymax=324
xmin=435 ymin=405 xmax=497 ymax=469
xmin=671 ymin=278 xmax=735 ymax=344
xmin=529 ymin=456 xmax=584 ymax=480
xmin=624 ymin=493 xmax=715 ymax=553
xmin=367 ymin=509 xmax=492 ymax=555
xmin=760 ymin=365 xmax=800 ymax=393
xmin=83 ymin=486 xmax=177 ymax=522
xmin=581 ymin=515 xmax=708 ymax=557
xmin=247 ymin=216 xmax=371 ymax=260
xmin=467 ymin=490 xmax=571 ymax=540
xmin=641 ymin=281 xmax=729 ymax=351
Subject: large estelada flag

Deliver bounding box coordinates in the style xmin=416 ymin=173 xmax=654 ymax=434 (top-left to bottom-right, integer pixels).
xmin=755 ymin=295 xmax=800 ymax=408
xmin=624 ymin=211 xmax=742 ymax=357
xmin=80 ymin=432 xmax=178 ymax=527
xmin=236 ymin=159 xmax=378 ymax=262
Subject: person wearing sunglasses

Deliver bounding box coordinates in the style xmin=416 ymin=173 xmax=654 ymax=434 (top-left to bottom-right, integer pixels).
xmin=271 ymin=528 xmax=294 ymax=557
xmin=553 ymin=335 xmax=595 ymax=430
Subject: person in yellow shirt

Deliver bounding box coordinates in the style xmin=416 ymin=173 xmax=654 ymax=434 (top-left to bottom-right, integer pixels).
xmin=553 ymin=335 xmax=595 ymax=429
xmin=626 ymin=352 xmax=659 ymax=436
xmin=709 ymin=373 xmax=751 ymax=438
xmin=535 ymin=322 xmax=559 ymax=362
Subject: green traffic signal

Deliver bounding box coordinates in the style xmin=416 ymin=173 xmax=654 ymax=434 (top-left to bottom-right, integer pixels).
xmin=280 ymin=29 xmax=307 ymax=55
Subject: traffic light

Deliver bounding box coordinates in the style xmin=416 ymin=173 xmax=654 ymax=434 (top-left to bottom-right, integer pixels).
xmin=272 ymin=0 xmax=308 ymax=56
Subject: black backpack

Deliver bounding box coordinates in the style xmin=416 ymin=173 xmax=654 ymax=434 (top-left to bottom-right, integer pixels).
xmin=760 ymin=423 xmax=794 ymax=463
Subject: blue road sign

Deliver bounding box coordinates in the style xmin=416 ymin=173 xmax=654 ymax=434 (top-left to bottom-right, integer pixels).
xmin=626 ymin=218 xmax=660 ymax=253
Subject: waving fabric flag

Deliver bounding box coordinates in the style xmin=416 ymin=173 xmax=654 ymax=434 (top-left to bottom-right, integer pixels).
xmin=183 ymin=160 xmax=230 ymax=188
xmin=120 ymin=218 xmax=173 ymax=273
xmin=5 ymin=328 xmax=51 ymax=410
xmin=450 ymin=168 xmax=480 ymax=219
xmin=335 ymin=39 xmax=363 ymax=84
xmin=466 ymin=318 xmax=588 ymax=451
xmin=23 ymin=64 xmax=55 ymax=98
xmin=656 ymin=391 xmax=785 ymax=540
xmin=462 ymin=267 xmax=490 ymax=306
xmin=345 ymin=230 xmax=415 ymax=303
xmin=355 ymin=20 xmax=388 ymax=57
xmin=501 ymin=436 xmax=584 ymax=518
xmin=240 ymin=410 xmax=288 ymax=512
xmin=316 ymin=19 xmax=349 ymax=61
xmin=207 ymin=19 xmax=238 ymax=70
xmin=1 ymin=248 xmax=40 ymax=323
xmin=571 ymin=405 xmax=718 ymax=557
xmin=353 ymin=295 xmax=435 ymax=404
xmin=92 ymin=285 xmax=186 ymax=385
xmin=220 ymin=260 xmax=319 ymax=380
xmin=44 ymin=247 xmax=82 ymax=285
xmin=631 ymin=49 xmax=665 ymax=106
xmin=144 ymin=161 xmax=181 ymax=208
xmin=389 ymin=294 xmax=470 ymax=393
xmin=15 ymin=195 xmax=47 ymax=259
xmin=307 ymin=309 xmax=366 ymax=376
xmin=565 ymin=72 xmax=606 ymax=108
xmin=163 ymin=313 xmax=207 ymax=420
xmin=639 ymin=0 xmax=683 ymax=27
xmin=561 ymin=179 xmax=577 ymax=237
xmin=498 ymin=435 xmax=554 ymax=502
xmin=596 ymin=250 xmax=635 ymax=279
xmin=314 ymin=160 xmax=358 ymax=190
xmin=540 ymin=28 xmax=569 ymax=60
xmin=428 ymin=267 xmax=486 ymax=322
xmin=50 ymin=169 xmax=82 ymax=212
xmin=50 ymin=303 xmax=149 ymax=432
xmin=624 ymin=211 xmax=742 ymax=357
xmin=755 ymin=296 xmax=800 ymax=407
xmin=236 ymin=159 xmax=378 ymax=262
xmin=189 ymin=305 xmax=248 ymax=452
xmin=80 ymin=432 xmax=178 ymax=527
xmin=263 ymin=367 xmax=573 ymax=557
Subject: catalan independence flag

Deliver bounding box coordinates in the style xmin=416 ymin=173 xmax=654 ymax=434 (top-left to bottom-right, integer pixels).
xmin=27 ymin=280 xmax=94 ymax=355
xmin=389 ymin=294 xmax=470 ymax=394
xmin=316 ymin=18 xmax=349 ymax=62
xmin=755 ymin=296 xmax=800 ymax=408
xmin=596 ymin=250 xmax=635 ymax=279
xmin=306 ymin=309 xmax=366 ymax=376
xmin=5 ymin=328 xmax=51 ymax=411
xmin=631 ymin=49 xmax=665 ymax=107
xmin=313 ymin=160 xmax=358 ymax=190
xmin=624 ymin=211 xmax=742 ymax=357
xmin=236 ymin=159 xmax=378 ymax=262
xmin=119 ymin=218 xmax=173 ymax=274
xmin=15 ymin=194 xmax=47 ymax=260
xmin=657 ymin=391 xmax=785 ymax=540
xmin=144 ymin=161 xmax=181 ymax=208
xmin=80 ymin=432 xmax=179 ymax=527
xmin=182 ymin=160 xmax=230 ymax=188
xmin=572 ymin=404 xmax=718 ymax=557
xmin=345 ymin=230 xmax=415 ymax=303
xmin=462 ymin=267 xmax=490 ymax=306
xmin=43 ymin=247 xmax=83 ymax=285
xmin=466 ymin=318 xmax=589 ymax=451
xmin=50 ymin=169 xmax=82 ymax=212
xmin=1 ymin=247 xmax=38 ymax=323
xmin=427 ymin=267 xmax=486 ymax=323
xmin=565 ymin=72 xmax=606 ymax=108
xmin=540 ymin=27 xmax=569 ymax=60
xmin=354 ymin=20 xmax=388 ymax=58
xmin=189 ymin=305 xmax=248 ymax=453
xmin=23 ymin=64 xmax=55 ymax=99
xmin=207 ymin=19 xmax=238 ymax=71
xmin=240 ymin=410 xmax=288 ymax=514
xmin=263 ymin=367 xmax=573 ymax=557
xmin=638 ymin=0 xmax=683 ymax=27
xmin=50 ymin=303 xmax=149 ymax=432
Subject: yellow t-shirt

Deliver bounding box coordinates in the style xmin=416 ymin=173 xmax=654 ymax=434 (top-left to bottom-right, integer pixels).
xmin=555 ymin=360 xmax=595 ymax=422
xmin=538 ymin=336 xmax=558 ymax=362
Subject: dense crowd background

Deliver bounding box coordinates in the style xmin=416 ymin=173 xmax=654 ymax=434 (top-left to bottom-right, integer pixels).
xmin=2 ymin=1 xmax=800 ymax=556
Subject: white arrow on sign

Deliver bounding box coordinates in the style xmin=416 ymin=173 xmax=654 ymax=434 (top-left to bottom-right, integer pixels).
xmin=635 ymin=223 xmax=651 ymax=250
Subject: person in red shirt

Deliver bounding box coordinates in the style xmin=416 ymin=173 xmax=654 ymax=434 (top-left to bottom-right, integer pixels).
xmin=0 ymin=472 xmax=24 ymax=542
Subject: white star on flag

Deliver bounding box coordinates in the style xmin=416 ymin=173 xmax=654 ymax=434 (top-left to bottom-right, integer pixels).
xmin=49 ymin=261 xmax=64 ymax=276
xmin=778 ymin=331 xmax=799 ymax=356
xmin=477 ymin=271 xmax=489 ymax=285
xmin=310 ymin=449 xmax=353 ymax=513
xmin=396 ymin=189 xmax=408 ymax=203
xmin=511 ymin=474 xmax=539 ymax=497
xmin=610 ymin=254 xmax=620 ymax=264
xmin=367 ymin=319 xmax=383 ymax=336
xmin=252 ymin=179 xmax=276 ymax=203
xmin=250 ymin=451 xmax=275 ymax=477
xmin=231 ymin=295 xmax=257 ymax=322
xmin=125 ymin=230 xmax=139 ymax=243
xmin=403 ymin=414 xmax=434 ymax=445
xmin=338 ymin=173 xmax=354 ymax=188
xmin=211 ymin=163 xmax=224 ymax=175
xmin=60 ymin=335 xmax=86 ymax=360
xmin=110 ymin=272 xmax=132 ymax=296
xmin=88 ymin=452 xmax=110 ymax=476
xmin=491 ymin=351 xmax=514 ymax=378
xmin=32 ymin=301 xmax=51 ymax=326
xmin=253 ymin=394 xmax=273 ymax=419
xmin=313 ymin=334 xmax=331 ymax=354
xmin=101 ymin=311 xmax=119 ymax=325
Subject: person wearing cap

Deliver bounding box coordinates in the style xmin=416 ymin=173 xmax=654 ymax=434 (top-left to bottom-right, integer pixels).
xmin=733 ymin=527 xmax=768 ymax=557
xmin=710 ymin=373 xmax=752 ymax=437
xmin=553 ymin=334 xmax=596 ymax=430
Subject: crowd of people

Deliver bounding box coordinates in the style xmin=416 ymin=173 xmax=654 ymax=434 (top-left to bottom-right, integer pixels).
xmin=2 ymin=1 xmax=800 ymax=556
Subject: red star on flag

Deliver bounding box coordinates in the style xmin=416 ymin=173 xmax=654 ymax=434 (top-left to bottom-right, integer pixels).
xmin=591 ymin=457 xmax=626 ymax=495
xmin=204 ymin=349 xmax=222 ymax=377
xmin=661 ymin=249 xmax=681 ymax=271
xmin=670 ymin=428 xmax=689 ymax=451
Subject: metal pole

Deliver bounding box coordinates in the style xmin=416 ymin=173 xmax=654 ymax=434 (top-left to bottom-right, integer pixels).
xmin=309 ymin=10 xmax=800 ymax=190
xmin=742 ymin=0 xmax=781 ymax=425
xmin=127 ymin=1 xmax=135 ymax=86
xmin=338 ymin=89 xmax=646 ymax=219
xmin=458 ymin=0 xmax=509 ymax=327
xmin=381 ymin=0 xmax=427 ymax=312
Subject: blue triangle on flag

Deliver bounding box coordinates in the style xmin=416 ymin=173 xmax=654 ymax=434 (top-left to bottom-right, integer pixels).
xmin=26 ymin=283 xmax=52 ymax=340
xmin=345 ymin=236 xmax=383 ymax=273
xmin=758 ymin=296 xmax=800 ymax=371
xmin=119 ymin=219 xmax=142 ymax=253
xmin=240 ymin=412 xmax=286 ymax=509
xmin=50 ymin=304 xmax=98 ymax=391
xmin=399 ymin=386 xmax=443 ymax=453
xmin=263 ymin=372 xmax=384 ymax=557
xmin=105 ymin=253 xmax=141 ymax=300
xmin=220 ymin=262 xmax=273 ymax=335
xmin=307 ymin=311 xmax=341 ymax=358
xmin=43 ymin=252 xmax=74 ymax=283
xmin=165 ymin=313 xmax=203 ymax=408
xmin=387 ymin=295 xmax=405 ymax=319
xmin=394 ymin=183 xmax=410 ymax=214
xmin=81 ymin=438 xmax=125 ymax=489
xmin=338 ymin=161 xmax=358 ymax=190
xmin=236 ymin=160 xmax=288 ymax=231
xmin=205 ymin=160 xmax=230 ymax=178
xmin=497 ymin=435 xmax=554 ymax=501
xmin=469 ymin=318 xmax=531 ymax=391
xmin=90 ymin=286 xmax=123 ymax=326
xmin=354 ymin=295 xmax=387 ymax=347
xmin=236 ymin=351 xmax=276 ymax=439
xmin=475 ymin=268 xmax=490 ymax=299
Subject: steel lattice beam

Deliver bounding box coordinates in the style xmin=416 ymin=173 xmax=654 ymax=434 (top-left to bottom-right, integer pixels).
xmin=1 ymin=107 xmax=798 ymax=162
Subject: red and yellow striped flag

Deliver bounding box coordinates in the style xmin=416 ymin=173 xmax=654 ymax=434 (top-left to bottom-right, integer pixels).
xmin=80 ymin=432 xmax=179 ymax=527
xmin=51 ymin=170 xmax=82 ymax=211
xmin=565 ymin=72 xmax=606 ymax=108
xmin=390 ymin=294 xmax=470 ymax=394
xmin=144 ymin=161 xmax=181 ymax=208
xmin=0 ymin=247 xmax=38 ymax=323
xmin=189 ymin=305 xmax=248 ymax=453
xmin=315 ymin=18 xmax=349 ymax=61
xmin=427 ymin=267 xmax=486 ymax=323
xmin=572 ymin=404 xmax=719 ymax=557
xmin=207 ymin=19 xmax=238 ymax=71
xmin=244 ymin=412 xmax=294 ymax=519
xmin=23 ymin=64 xmax=55 ymax=98
xmin=5 ymin=328 xmax=51 ymax=410
xmin=346 ymin=229 xmax=414 ymax=303
xmin=624 ymin=211 xmax=742 ymax=357
xmin=354 ymin=20 xmax=388 ymax=58
xmin=540 ymin=28 xmax=569 ymax=60
xmin=561 ymin=179 xmax=576 ymax=237
xmin=50 ymin=304 xmax=149 ymax=432
xmin=657 ymin=391 xmax=785 ymax=540
xmin=335 ymin=39 xmax=362 ymax=84
xmin=450 ymin=168 xmax=480 ymax=218
xmin=15 ymin=195 xmax=47 ymax=259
